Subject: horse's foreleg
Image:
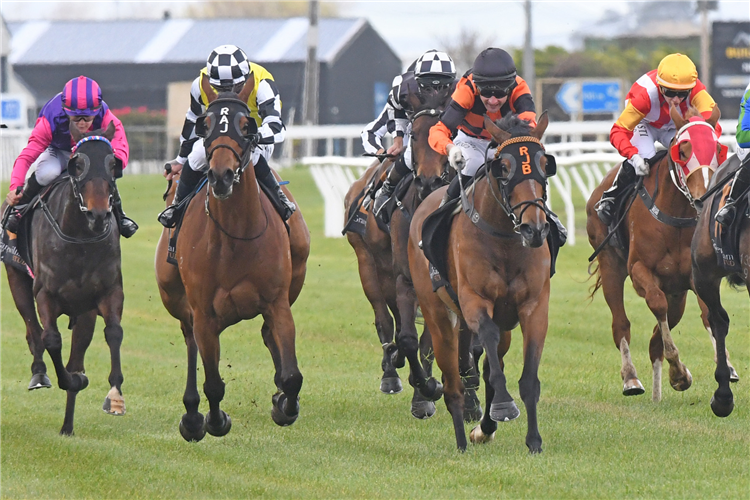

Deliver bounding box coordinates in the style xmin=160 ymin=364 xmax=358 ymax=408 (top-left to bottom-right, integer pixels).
xmin=5 ymin=265 xmax=49 ymax=388
xmin=517 ymin=297 xmax=549 ymax=454
xmin=598 ymin=251 xmax=642 ymax=395
xmin=697 ymin=296 xmax=740 ymax=382
xmin=458 ymin=320 xmax=482 ymax=422
xmin=193 ymin=313 xmax=231 ymax=438
xmin=694 ymin=274 xmax=734 ymax=417
xmin=58 ymin=310 xmax=97 ymax=435
xmin=264 ymin=301 xmax=303 ymax=427
xmin=395 ymin=274 xmax=442 ymax=415
xmin=98 ymin=291 xmax=125 ymax=415
xmin=36 ymin=292 xmax=84 ymax=394
xmin=179 ymin=320 xmax=205 ymax=442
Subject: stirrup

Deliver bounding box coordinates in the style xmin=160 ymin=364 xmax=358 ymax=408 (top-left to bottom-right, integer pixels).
xmin=715 ymin=202 xmax=737 ymax=227
xmin=3 ymin=209 xmax=22 ymax=234
xmin=118 ymin=217 xmax=138 ymax=238
xmin=158 ymin=205 xmax=179 ymax=228
xmin=595 ymin=197 xmax=616 ymax=226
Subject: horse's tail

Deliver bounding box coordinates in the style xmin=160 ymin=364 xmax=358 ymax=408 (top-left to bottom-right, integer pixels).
xmin=726 ymin=272 xmax=747 ymax=290
xmin=586 ymin=258 xmax=603 ymax=301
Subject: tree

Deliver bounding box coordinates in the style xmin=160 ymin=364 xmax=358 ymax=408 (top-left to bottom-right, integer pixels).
xmin=436 ymin=27 xmax=497 ymax=76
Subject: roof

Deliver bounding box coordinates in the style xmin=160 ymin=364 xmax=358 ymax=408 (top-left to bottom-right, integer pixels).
xmin=7 ymin=17 xmax=369 ymax=65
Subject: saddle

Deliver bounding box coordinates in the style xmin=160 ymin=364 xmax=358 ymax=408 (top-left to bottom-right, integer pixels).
xmin=166 ymin=177 xmax=208 ymax=266
xmin=709 ymin=164 xmax=750 ymax=273
xmin=1 ymin=177 xmax=69 ymax=278
xmin=342 ymin=168 xmax=384 ymax=237
xmin=377 ymin=173 xmax=414 ymax=228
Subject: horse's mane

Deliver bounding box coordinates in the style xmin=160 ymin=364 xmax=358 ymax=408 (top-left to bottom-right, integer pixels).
xmin=493 ymin=113 xmax=532 ymax=136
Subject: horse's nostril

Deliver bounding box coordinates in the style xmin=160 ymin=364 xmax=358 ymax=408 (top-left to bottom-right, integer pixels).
xmin=222 ymin=169 xmax=234 ymax=185
xmin=207 ymin=170 xmax=216 ymax=184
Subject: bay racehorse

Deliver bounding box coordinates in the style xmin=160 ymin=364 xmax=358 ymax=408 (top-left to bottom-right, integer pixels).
xmin=691 ymin=153 xmax=748 ymax=417
xmin=3 ymin=122 xmax=126 ymax=435
xmin=586 ymin=104 xmax=738 ymax=402
xmin=409 ymin=113 xmax=555 ymax=451
xmin=155 ymin=80 xmax=310 ymax=441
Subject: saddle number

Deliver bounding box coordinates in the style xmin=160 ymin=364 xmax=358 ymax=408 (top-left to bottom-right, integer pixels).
xmin=219 ymin=107 xmax=230 ymax=133
xmin=520 ymin=146 xmax=532 ymax=175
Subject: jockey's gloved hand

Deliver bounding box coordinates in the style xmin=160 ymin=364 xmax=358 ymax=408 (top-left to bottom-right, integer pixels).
xmin=448 ymin=145 xmax=466 ymax=171
xmin=631 ymin=153 xmax=649 ymax=176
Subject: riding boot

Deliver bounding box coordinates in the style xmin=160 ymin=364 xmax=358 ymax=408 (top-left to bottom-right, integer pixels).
xmin=595 ymin=159 xmax=637 ymax=226
xmin=716 ymin=161 xmax=750 ymax=227
xmin=4 ymin=174 xmax=43 ymax=234
xmin=158 ymin=161 xmax=203 ymax=228
xmin=438 ymin=173 xmax=472 ymax=208
xmin=111 ymin=185 xmax=138 ymax=238
xmin=255 ymin=157 xmax=296 ymax=221
xmin=373 ymin=156 xmax=409 ymax=216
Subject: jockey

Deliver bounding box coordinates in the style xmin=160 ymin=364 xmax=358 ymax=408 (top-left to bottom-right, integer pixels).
xmin=158 ymin=44 xmax=294 ymax=227
xmin=596 ymin=53 xmax=721 ymax=225
xmin=369 ymin=50 xmax=456 ymax=215
xmin=428 ymin=47 xmax=536 ymax=206
xmin=715 ymin=80 xmax=750 ymax=226
xmin=4 ymin=76 xmax=138 ymax=237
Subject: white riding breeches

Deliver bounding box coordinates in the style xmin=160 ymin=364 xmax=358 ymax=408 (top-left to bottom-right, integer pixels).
xmin=453 ymin=130 xmax=492 ymax=177
xmin=630 ymin=122 xmax=676 ymax=160
xmin=187 ymin=138 xmax=274 ymax=172
xmin=34 ymin=147 xmax=72 ymax=186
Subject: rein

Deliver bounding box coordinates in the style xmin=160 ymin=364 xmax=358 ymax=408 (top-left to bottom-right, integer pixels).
xmin=39 ymin=198 xmax=113 ymax=244
xmin=204 ymin=172 xmax=269 ymax=241
xmin=637 ymin=159 xmax=698 ymax=228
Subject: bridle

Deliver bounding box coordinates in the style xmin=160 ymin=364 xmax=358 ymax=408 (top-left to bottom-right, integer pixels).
xmin=68 ymin=135 xmax=116 ymax=215
xmin=666 ymin=120 xmax=720 ymax=210
xmin=409 ymin=107 xmax=451 ymax=186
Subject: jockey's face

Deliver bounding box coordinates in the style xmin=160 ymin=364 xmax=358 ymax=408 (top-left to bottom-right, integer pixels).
xmin=480 ymin=94 xmax=508 ymax=113
xmin=660 ymin=86 xmax=691 ymax=108
xmin=68 ymin=115 xmax=95 ymax=133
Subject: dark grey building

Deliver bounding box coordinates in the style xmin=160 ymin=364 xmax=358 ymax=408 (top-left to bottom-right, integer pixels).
xmin=7 ymin=17 xmax=401 ymax=125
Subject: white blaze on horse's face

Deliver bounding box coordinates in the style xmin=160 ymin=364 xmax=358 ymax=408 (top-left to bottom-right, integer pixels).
xmin=220 ymin=107 xmax=230 ymax=133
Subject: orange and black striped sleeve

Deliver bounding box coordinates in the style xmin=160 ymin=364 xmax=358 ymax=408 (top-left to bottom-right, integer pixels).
xmin=429 ymin=76 xmax=476 ymax=155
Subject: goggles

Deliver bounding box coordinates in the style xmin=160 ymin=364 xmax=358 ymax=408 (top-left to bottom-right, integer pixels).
xmin=476 ymin=80 xmax=515 ymax=99
xmin=660 ymin=86 xmax=691 ymax=100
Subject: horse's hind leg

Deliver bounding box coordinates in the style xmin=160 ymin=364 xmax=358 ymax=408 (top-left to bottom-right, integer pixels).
xmin=193 ymin=313 xmax=231 ymax=438
xmin=97 ymin=290 xmax=126 ymax=415
xmin=459 ymin=321 xmax=482 ymax=422
xmin=409 ymin=322 xmax=437 ymax=419
xmin=469 ymin=328 xmax=510 ymax=446
xmin=648 ymin=292 xmax=692 ymax=400
xmin=60 ymin=310 xmax=97 ymax=435
xmin=264 ymin=301 xmax=303 ymax=427
xmin=697 ymin=297 xmax=740 ymax=382
xmin=599 ymin=251 xmax=643 ymax=395
xmin=5 ymin=265 xmax=49 ymax=389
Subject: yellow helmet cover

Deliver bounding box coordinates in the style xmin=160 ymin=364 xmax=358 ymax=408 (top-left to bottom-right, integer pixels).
xmin=656 ymin=53 xmax=698 ymax=90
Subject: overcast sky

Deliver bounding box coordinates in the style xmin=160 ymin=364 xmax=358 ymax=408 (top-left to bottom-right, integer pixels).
xmin=2 ymin=0 xmax=749 ymax=62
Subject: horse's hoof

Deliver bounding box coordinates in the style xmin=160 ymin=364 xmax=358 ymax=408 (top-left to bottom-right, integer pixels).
xmin=729 ymin=366 xmax=739 ymax=383
xmin=463 ymin=388 xmax=483 ymax=422
xmin=179 ymin=413 xmax=206 ymax=442
xmin=489 ymin=400 xmax=520 ymax=422
xmin=710 ymin=394 xmax=734 ymax=418
xmin=102 ymin=387 xmax=126 ymax=415
xmin=622 ymin=378 xmax=645 ymax=396
xmin=669 ymin=366 xmax=693 ymax=392
xmin=72 ymin=372 xmax=89 ymax=392
xmin=410 ymin=390 xmax=436 ymax=419
xmin=271 ymin=392 xmax=299 ymax=427
xmin=28 ymin=373 xmax=52 ymax=390
xmin=469 ymin=424 xmax=495 ymax=444
xmin=421 ymin=377 xmax=443 ymax=402
xmin=205 ymin=410 xmax=232 ymax=437
xmin=380 ymin=376 xmax=403 ymax=395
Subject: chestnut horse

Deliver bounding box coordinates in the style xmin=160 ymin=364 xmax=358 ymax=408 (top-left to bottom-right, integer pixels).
xmin=691 ymin=153 xmax=748 ymax=417
xmin=3 ymin=123 xmax=126 ymax=435
xmin=155 ymin=80 xmax=310 ymax=441
xmin=586 ymin=104 xmax=738 ymax=402
xmin=409 ymin=113 xmax=554 ymax=451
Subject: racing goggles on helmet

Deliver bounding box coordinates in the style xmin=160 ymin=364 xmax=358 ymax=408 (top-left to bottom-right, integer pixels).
xmin=659 ymin=86 xmax=691 ymax=100
xmin=416 ymin=74 xmax=454 ymax=93
xmin=476 ymin=79 xmax=516 ymax=98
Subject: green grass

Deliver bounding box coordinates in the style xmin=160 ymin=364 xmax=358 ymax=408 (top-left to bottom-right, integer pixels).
xmin=2 ymin=170 xmax=748 ymax=499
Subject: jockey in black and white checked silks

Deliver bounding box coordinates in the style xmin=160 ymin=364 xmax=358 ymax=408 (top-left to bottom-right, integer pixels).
xmin=414 ymin=50 xmax=456 ymax=79
xmin=206 ymin=45 xmax=251 ymax=89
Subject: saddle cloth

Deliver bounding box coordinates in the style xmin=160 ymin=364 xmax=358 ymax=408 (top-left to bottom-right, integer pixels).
xmin=709 ymin=179 xmax=750 ymax=273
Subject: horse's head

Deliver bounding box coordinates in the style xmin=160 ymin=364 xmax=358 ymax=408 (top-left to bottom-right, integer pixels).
xmin=197 ymin=74 xmax=259 ymax=200
xmin=484 ymin=111 xmax=554 ymax=248
xmin=406 ymin=87 xmax=453 ymax=201
xmin=67 ymin=121 xmax=118 ymax=233
xmin=668 ymin=103 xmax=726 ymax=206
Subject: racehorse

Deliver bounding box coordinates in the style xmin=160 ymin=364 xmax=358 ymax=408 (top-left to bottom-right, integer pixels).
xmin=3 ymin=122 xmax=126 ymax=435
xmin=586 ymin=104 xmax=738 ymax=402
xmin=691 ymin=153 xmax=748 ymax=417
xmin=155 ymin=79 xmax=310 ymax=441
xmin=409 ymin=113 xmax=555 ymax=451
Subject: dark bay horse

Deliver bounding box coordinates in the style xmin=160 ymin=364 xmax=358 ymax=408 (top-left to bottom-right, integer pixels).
xmin=691 ymin=153 xmax=748 ymax=417
xmin=4 ymin=122 xmax=126 ymax=435
xmin=586 ymin=104 xmax=738 ymax=402
xmin=409 ymin=113 xmax=554 ymax=451
xmin=155 ymin=78 xmax=310 ymax=441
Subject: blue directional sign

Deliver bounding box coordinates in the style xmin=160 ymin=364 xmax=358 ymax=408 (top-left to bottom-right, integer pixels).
xmin=581 ymin=81 xmax=621 ymax=113
xmin=555 ymin=81 xmax=580 ymax=114
xmin=1 ymin=94 xmax=27 ymax=127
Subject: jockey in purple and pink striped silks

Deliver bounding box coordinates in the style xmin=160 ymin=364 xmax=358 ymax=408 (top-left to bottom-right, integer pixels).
xmin=9 ymin=75 xmax=129 ymax=191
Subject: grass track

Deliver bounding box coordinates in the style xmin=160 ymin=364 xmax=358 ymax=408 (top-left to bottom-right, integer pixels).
xmin=1 ymin=170 xmax=748 ymax=499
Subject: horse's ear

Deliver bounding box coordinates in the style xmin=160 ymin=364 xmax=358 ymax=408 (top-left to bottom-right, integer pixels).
xmin=670 ymin=102 xmax=688 ymax=130
xmin=530 ymin=110 xmax=549 ymax=139
xmin=201 ymin=73 xmax=218 ymax=104
xmin=484 ymin=115 xmax=511 ymax=144
xmin=707 ymin=104 xmax=721 ymax=128
xmin=69 ymin=121 xmax=83 ymax=143
xmin=237 ymin=74 xmax=255 ymax=103
xmin=102 ymin=121 xmax=116 ymax=141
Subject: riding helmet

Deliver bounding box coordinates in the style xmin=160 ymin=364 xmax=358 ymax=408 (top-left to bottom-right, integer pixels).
xmin=61 ymin=76 xmax=102 ymax=116
xmin=471 ymin=48 xmax=517 ymax=87
xmin=206 ymin=45 xmax=251 ymax=89
xmin=414 ymin=50 xmax=456 ymax=87
xmin=656 ymin=53 xmax=698 ymax=90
